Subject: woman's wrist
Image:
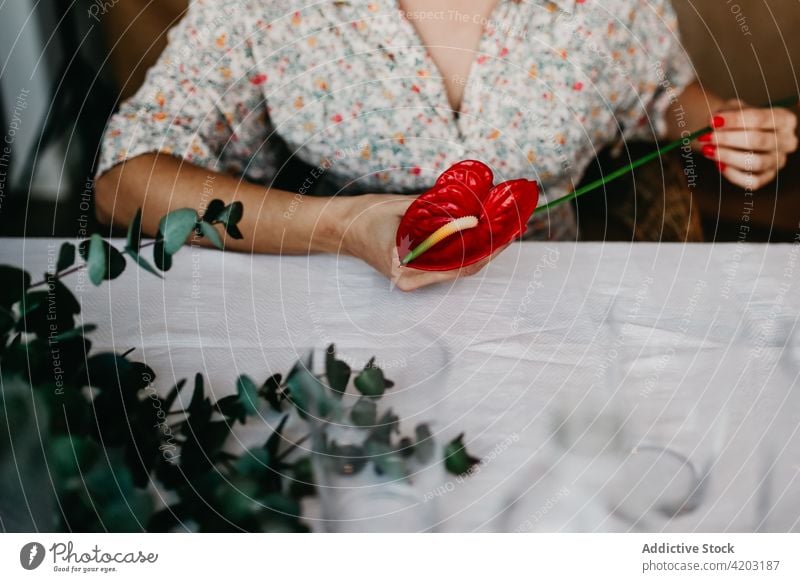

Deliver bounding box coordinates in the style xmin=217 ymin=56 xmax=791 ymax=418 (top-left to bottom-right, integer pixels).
xmin=308 ymin=193 xmax=363 ymax=256
xmin=664 ymin=82 xmax=726 ymax=141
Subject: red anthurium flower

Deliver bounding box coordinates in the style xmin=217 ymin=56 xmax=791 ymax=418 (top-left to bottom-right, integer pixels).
xmin=396 ymin=160 xmax=539 ymax=271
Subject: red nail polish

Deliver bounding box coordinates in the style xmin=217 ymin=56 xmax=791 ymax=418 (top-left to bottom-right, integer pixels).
xmin=716 ymin=161 xmax=727 ymax=172
xmin=712 ymin=115 xmax=725 ymax=128
xmin=702 ymin=144 xmax=717 ymax=157
xmin=698 ymin=133 xmax=713 ymax=143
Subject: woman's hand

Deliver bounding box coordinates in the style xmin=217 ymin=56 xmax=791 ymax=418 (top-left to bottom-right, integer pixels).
xmin=698 ymin=99 xmax=799 ymax=190
xmin=341 ymin=194 xmax=501 ymax=292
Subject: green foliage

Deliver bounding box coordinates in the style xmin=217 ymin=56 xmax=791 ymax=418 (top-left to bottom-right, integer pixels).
xmin=444 ymin=433 xmax=481 ymax=476
xmin=125 ymin=209 xmax=160 ymax=277
xmin=203 ymin=199 xmax=244 ymax=239
xmin=236 ymin=375 xmax=260 ymax=416
xmin=285 ymin=353 xmax=337 ymax=420
xmin=158 ymin=208 xmax=198 ymax=255
xmin=79 ymin=234 xmax=126 ymax=285
xmin=353 ymin=356 xmax=395 ymax=398
xmin=350 ymin=397 xmax=377 ymax=427
xmin=0 ymin=199 xmax=476 ymax=533
xmin=56 ymin=242 xmax=76 ymax=272
xmin=325 ymin=344 xmax=351 ymax=395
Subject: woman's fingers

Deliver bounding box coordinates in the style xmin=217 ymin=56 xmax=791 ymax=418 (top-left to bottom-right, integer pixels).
xmin=392 ymin=243 xmax=510 ymax=291
xmin=703 ymin=146 xmax=788 ymax=174
xmin=703 ymin=130 xmax=781 ymax=152
xmin=719 ymin=164 xmax=779 ymax=190
xmin=713 ymin=106 xmax=798 ymax=133
xmin=392 ymin=268 xmax=459 ymax=292
xmin=702 ymin=103 xmax=798 ymax=189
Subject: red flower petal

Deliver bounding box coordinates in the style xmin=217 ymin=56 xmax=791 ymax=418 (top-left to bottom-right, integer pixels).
xmin=396 ymin=160 xmax=539 ymax=271
xmin=434 ymin=159 xmax=494 ymax=193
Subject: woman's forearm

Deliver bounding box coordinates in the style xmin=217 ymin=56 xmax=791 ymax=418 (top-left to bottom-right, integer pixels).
xmin=94 ymin=153 xmax=353 ymax=254
xmin=663 ymin=81 xmax=726 ymax=141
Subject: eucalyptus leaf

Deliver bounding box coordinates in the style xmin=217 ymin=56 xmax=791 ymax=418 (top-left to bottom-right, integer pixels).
xmin=0 ymin=306 xmax=14 ymax=336
xmin=56 ymin=242 xmax=76 ymax=272
xmin=158 ymin=208 xmax=199 ymax=255
xmin=163 ymin=379 xmax=187 ymax=413
xmin=79 ymin=235 xmax=126 ymax=285
xmin=105 ymin=245 xmax=126 ymax=280
xmin=260 ymin=374 xmax=283 ymax=412
xmin=227 ymin=224 xmax=243 ymax=240
xmin=125 ymin=248 xmax=161 ymax=278
xmin=325 ymin=344 xmax=350 ymax=395
xmin=398 ymin=437 xmax=414 ymax=458
xmin=264 ymin=415 xmax=289 ymax=459
xmin=289 ymin=457 xmax=315 ymax=498
xmin=83 ymin=234 xmax=106 ymax=285
xmin=215 ymin=394 xmax=245 ymax=423
xmin=153 ymin=238 xmax=172 ymax=272
xmin=0 ymin=266 xmax=31 ymax=309
xmin=237 ymin=375 xmax=260 ymax=416
xmin=364 ymin=439 xmax=406 ymax=480
xmin=202 ymin=199 xmax=226 ymax=223
xmin=213 ymin=475 xmax=261 ymax=525
xmin=224 ymin=201 xmax=243 ymax=225
xmin=235 ymin=448 xmax=271 ymax=478
xmin=17 ymin=278 xmax=81 ymax=338
xmin=216 ymin=201 xmax=244 ymax=239
xmin=51 ymin=435 xmax=99 ymax=483
xmin=444 ymin=433 xmax=480 ymax=476
xmin=203 ymin=200 xmax=244 ymax=240
xmin=187 ymin=373 xmax=208 ymax=416
xmin=368 ymin=409 xmax=399 ymax=445
xmin=350 ymin=397 xmax=377 ymax=427
xmin=286 ymin=353 xmax=335 ymax=420
xmin=126 ymin=208 xmax=143 ymax=253
xmin=354 ymin=359 xmax=389 ymax=398
xmin=198 ymin=221 xmax=224 ymax=250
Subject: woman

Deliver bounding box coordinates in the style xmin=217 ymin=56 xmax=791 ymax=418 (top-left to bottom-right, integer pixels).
xmin=95 ymin=0 xmax=798 ymax=290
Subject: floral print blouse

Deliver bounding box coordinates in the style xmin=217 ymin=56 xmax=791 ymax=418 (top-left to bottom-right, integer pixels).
xmin=97 ymin=0 xmax=695 ymax=240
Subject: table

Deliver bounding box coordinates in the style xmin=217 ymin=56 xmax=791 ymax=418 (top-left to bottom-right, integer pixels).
xmin=3 ymin=238 xmax=800 ymax=532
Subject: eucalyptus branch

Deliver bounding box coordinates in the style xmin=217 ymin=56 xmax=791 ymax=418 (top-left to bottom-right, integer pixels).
xmin=276 ymin=434 xmax=311 ymax=463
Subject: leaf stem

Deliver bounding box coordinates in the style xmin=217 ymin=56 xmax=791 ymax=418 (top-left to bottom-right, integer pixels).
xmin=28 ymin=240 xmax=159 ymax=289
xmin=29 ymin=264 xmax=84 ymax=289
xmin=276 ymin=434 xmax=310 ymax=463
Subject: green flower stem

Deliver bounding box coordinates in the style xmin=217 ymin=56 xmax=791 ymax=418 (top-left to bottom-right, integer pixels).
xmin=534 ymin=95 xmax=799 ymax=216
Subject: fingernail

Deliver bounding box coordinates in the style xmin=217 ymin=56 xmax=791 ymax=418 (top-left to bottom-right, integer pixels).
xmin=712 ymin=115 xmax=725 ymax=128
xmin=716 ymin=161 xmax=727 ymax=172
xmin=698 ymin=133 xmax=713 ymax=143
xmin=702 ymin=144 xmax=717 ymax=158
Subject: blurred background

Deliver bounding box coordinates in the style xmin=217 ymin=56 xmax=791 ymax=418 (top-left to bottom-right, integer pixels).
xmin=0 ymin=0 xmax=798 ymax=240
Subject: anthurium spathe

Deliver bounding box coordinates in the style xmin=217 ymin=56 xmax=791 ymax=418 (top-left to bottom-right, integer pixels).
xmin=396 ymin=160 xmax=539 ymax=271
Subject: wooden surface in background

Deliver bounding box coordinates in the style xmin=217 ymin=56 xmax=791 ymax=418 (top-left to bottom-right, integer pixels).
xmin=101 ymin=0 xmax=187 ymax=100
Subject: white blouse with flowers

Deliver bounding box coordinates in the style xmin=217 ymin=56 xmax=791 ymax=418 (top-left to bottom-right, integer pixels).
xmin=97 ymin=0 xmax=695 ymax=240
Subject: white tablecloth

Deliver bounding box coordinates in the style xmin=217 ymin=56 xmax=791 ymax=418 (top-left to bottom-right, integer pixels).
xmin=3 ymin=239 xmax=800 ymax=532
